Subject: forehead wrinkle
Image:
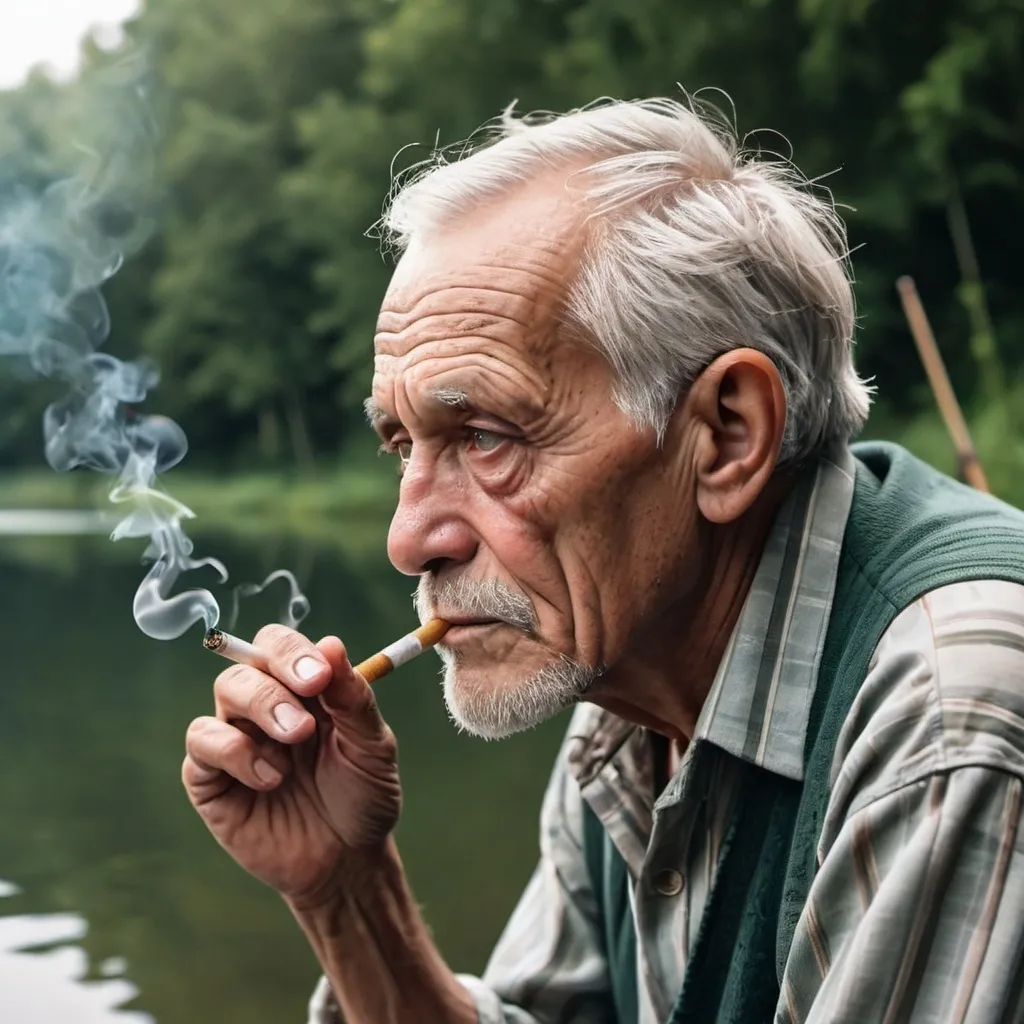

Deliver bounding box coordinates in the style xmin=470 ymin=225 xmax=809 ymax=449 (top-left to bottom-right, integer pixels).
xmin=375 ymin=311 xmax=530 ymax=355
xmin=401 ymin=350 xmax=549 ymax=404
xmin=376 ymin=275 xmax=563 ymax=338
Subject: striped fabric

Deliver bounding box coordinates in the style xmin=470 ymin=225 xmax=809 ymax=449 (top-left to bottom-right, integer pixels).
xmin=308 ymin=449 xmax=1024 ymax=1023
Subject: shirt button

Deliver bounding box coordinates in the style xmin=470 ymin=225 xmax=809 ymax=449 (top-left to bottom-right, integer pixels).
xmin=653 ymin=869 xmax=684 ymax=896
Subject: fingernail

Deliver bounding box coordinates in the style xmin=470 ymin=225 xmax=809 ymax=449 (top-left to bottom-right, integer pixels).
xmin=294 ymin=656 xmax=326 ymax=681
xmin=273 ymin=702 xmax=306 ymax=732
xmin=253 ymin=759 xmax=282 ymax=785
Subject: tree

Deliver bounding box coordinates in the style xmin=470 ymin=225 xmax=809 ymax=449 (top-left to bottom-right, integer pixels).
xmin=2 ymin=0 xmax=1022 ymax=474
xmin=135 ymin=0 xmax=385 ymax=468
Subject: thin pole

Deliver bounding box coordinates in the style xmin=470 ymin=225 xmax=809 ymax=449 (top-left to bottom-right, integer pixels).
xmin=895 ymin=276 xmax=989 ymax=492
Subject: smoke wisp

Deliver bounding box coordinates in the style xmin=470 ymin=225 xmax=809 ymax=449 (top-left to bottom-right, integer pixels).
xmin=0 ymin=54 xmax=308 ymax=639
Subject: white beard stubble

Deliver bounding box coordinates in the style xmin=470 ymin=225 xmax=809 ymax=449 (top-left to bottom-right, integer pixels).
xmin=414 ymin=575 xmax=598 ymax=740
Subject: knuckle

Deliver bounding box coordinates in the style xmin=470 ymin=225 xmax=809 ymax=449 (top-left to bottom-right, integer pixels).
xmin=252 ymin=622 xmax=287 ymax=647
xmin=249 ymin=678 xmax=284 ymax=719
xmin=213 ymin=662 xmax=251 ymax=696
xmin=214 ymin=666 xmax=285 ymax=721
xmin=254 ymin=623 xmax=306 ymax=660
xmin=277 ymin=636 xmax=311 ymax=665
xmin=358 ymin=688 xmax=383 ymax=720
xmin=181 ymin=754 xmax=206 ymax=789
xmin=378 ymin=723 xmax=398 ymax=755
xmin=185 ymin=715 xmax=212 ymax=747
xmin=222 ymin=730 xmax=253 ymax=763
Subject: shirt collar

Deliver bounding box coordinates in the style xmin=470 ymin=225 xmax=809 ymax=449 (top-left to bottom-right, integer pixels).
xmin=695 ymin=444 xmax=856 ymax=779
xmin=567 ymin=445 xmax=856 ymax=789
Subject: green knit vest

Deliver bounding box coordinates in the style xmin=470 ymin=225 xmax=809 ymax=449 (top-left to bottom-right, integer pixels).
xmin=582 ymin=441 xmax=1024 ymax=1023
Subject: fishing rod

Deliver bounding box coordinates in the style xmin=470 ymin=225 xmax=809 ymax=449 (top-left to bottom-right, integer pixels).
xmin=895 ymin=275 xmax=990 ymax=493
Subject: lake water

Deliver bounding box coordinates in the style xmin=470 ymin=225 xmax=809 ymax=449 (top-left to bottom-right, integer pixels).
xmin=0 ymin=521 xmax=567 ymax=1022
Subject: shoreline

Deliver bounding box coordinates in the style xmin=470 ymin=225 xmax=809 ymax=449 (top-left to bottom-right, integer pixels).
xmin=0 ymin=466 xmax=398 ymax=537
xmin=0 ymin=405 xmax=1022 ymax=535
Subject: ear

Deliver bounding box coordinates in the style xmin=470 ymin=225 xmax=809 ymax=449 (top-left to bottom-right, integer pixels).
xmin=684 ymin=349 xmax=787 ymax=524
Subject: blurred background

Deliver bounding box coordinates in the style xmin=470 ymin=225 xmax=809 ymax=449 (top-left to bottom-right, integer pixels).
xmin=0 ymin=0 xmax=1021 ymax=1021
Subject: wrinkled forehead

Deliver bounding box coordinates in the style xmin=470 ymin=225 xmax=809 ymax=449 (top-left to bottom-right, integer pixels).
xmin=375 ymin=178 xmax=587 ymax=359
xmin=378 ymin=249 xmax=554 ymax=347
xmin=371 ymin=244 xmax=565 ymax=428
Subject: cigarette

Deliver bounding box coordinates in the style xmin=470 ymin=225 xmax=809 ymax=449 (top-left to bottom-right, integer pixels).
xmin=352 ymin=618 xmax=450 ymax=683
xmin=201 ymin=618 xmax=450 ymax=684
xmin=203 ymin=628 xmax=265 ymax=668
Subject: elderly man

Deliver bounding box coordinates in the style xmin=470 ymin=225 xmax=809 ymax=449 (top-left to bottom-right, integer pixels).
xmin=183 ymin=98 xmax=1024 ymax=1024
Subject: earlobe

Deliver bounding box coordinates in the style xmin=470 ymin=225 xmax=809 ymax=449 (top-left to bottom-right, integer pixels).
xmin=690 ymin=349 xmax=787 ymax=525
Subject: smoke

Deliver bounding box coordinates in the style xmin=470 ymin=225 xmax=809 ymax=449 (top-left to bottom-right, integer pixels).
xmin=0 ymin=53 xmax=308 ymax=639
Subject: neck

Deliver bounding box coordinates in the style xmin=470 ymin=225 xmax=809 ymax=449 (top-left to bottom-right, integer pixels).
xmin=589 ymin=482 xmax=789 ymax=744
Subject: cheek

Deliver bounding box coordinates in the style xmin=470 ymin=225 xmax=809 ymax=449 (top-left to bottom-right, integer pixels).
xmin=544 ymin=450 xmax=690 ymax=638
xmin=473 ymin=493 xmax=560 ymax=587
xmin=618 ymin=476 xmax=701 ymax=621
xmin=458 ymin=476 xmax=579 ymax=626
xmin=515 ymin=468 xmax=640 ymax=641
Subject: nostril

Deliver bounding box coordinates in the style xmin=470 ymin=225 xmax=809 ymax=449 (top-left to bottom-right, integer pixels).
xmin=387 ymin=507 xmax=479 ymax=578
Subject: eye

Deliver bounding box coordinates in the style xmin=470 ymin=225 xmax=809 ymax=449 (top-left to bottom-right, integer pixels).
xmin=379 ymin=439 xmax=412 ymax=472
xmin=470 ymin=428 xmax=505 ymax=453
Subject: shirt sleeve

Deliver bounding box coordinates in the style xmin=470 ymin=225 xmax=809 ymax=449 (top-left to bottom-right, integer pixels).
xmin=780 ymin=580 xmax=1024 ymax=1024
xmin=307 ymin=706 xmax=613 ymax=1024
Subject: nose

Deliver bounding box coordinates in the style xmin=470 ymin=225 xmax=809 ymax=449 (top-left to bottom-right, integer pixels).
xmin=387 ymin=453 xmax=478 ymax=576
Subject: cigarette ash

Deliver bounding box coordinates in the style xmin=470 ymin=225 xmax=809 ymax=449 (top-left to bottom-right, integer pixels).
xmin=201 ymin=629 xmax=225 ymax=652
xmin=0 ymin=53 xmax=308 ymax=640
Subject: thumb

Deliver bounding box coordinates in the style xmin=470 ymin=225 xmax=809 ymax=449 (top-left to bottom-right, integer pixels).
xmin=314 ymin=635 xmax=388 ymax=740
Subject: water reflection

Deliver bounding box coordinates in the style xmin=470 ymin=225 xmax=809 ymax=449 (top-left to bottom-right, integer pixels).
xmin=0 ymin=881 xmax=154 ymax=1023
xmin=0 ymin=522 xmax=567 ymax=1023
xmin=0 ymin=510 xmax=112 ymax=534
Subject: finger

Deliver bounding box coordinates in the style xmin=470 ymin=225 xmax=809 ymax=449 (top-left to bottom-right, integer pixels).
xmin=184 ymin=715 xmax=290 ymax=792
xmin=213 ymin=663 xmax=316 ymax=744
xmin=251 ymin=623 xmax=332 ymax=695
xmin=315 ymin=635 xmax=389 ymax=740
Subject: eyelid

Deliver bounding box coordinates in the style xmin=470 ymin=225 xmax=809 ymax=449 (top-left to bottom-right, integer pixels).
xmin=467 ymin=419 xmax=521 ymax=439
xmin=379 ymin=436 xmax=412 ymax=459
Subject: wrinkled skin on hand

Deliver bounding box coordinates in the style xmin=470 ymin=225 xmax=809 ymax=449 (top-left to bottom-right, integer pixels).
xmin=182 ymin=627 xmax=401 ymax=908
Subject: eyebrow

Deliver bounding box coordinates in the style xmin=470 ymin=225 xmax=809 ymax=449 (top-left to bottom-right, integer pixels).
xmin=364 ymin=387 xmax=469 ymax=430
xmin=363 ymin=397 xmax=386 ymax=426
xmin=431 ymin=386 xmax=469 ymax=408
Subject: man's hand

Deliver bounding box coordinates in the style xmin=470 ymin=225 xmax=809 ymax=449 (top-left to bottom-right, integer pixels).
xmin=182 ymin=625 xmax=401 ymax=908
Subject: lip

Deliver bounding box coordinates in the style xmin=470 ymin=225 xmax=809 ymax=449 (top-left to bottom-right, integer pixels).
xmin=440 ymin=621 xmax=502 ymax=643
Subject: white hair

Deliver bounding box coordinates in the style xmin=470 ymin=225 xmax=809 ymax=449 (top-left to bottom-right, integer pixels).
xmin=380 ymin=97 xmax=873 ymax=465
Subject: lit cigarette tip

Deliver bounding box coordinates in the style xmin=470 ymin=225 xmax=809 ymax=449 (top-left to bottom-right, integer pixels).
xmin=201 ymin=627 xmax=264 ymax=668
xmin=202 ymin=627 xmax=224 ymax=651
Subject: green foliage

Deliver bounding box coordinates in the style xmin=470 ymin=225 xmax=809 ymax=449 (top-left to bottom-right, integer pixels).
xmin=0 ymin=0 xmax=1022 ymax=502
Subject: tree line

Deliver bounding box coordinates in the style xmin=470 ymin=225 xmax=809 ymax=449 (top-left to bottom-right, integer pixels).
xmin=1 ymin=0 xmax=1021 ymax=474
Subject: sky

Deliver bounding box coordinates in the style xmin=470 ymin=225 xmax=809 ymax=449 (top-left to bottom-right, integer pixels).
xmin=0 ymin=0 xmax=140 ymax=90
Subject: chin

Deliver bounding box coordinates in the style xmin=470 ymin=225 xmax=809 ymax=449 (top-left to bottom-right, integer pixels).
xmin=438 ymin=647 xmax=598 ymax=740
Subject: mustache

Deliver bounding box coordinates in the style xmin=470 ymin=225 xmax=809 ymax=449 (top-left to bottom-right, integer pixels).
xmin=415 ymin=575 xmax=537 ymax=633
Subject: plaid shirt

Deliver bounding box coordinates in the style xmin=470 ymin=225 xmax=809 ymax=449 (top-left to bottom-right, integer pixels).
xmin=310 ymin=447 xmax=1024 ymax=1023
